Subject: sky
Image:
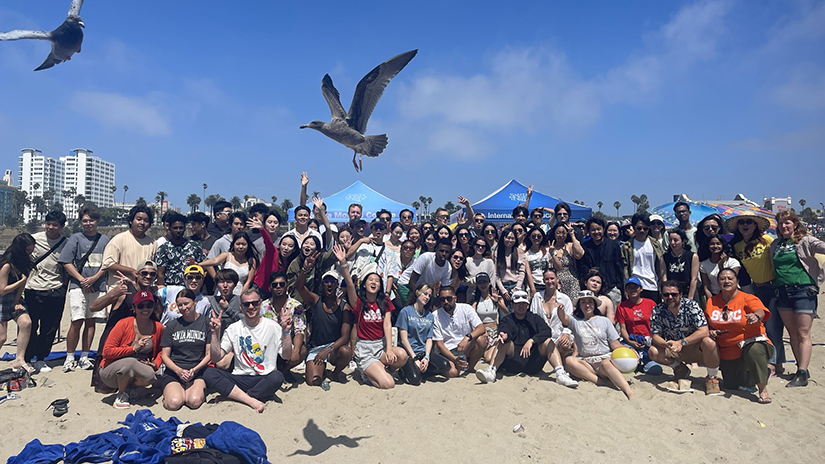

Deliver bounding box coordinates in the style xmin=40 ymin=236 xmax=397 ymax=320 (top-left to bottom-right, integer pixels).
xmin=0 ymin=0 xmax=823 ymax=217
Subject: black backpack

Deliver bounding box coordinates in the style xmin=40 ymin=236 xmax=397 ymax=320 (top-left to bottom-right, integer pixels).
xmin=164 ymin=449 xmax=242 ymax=464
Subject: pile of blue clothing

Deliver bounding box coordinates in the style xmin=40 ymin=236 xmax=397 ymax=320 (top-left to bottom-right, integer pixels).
xmin=7 ymin=409 xmax=271 ymax=464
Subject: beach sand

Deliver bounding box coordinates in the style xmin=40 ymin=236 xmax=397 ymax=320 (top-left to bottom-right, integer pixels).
xmin=3 ymin=293 xmax=825 ymax=463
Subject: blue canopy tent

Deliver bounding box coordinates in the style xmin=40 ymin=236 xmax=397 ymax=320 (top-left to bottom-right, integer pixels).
xmin=288 ymin=180 xmax=414 ymax=222
xmin=466 ymin=179 xmax=591 ymax=223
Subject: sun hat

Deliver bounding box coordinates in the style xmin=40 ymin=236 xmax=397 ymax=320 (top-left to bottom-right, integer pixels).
xmin=574 ymin=290 xmax=602 ymax=308
xmin=724 ymin=214 xmax=770 ymax=233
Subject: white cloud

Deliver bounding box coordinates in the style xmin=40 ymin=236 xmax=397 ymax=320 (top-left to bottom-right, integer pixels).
xmin=394 ymin=0 xmax=732 ymax=160
xmin=774 ymin=68 xmax=825 ymax=111
xmin=70 ymin=91 xmax=172 ymax=136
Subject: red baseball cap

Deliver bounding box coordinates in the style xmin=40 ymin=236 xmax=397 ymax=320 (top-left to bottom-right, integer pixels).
xmin=133 ymin=290 xmax=155 ymax=307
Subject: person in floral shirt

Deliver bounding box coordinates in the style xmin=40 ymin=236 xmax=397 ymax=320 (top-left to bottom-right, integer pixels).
xmin=156 ymin=213 xmax=206 ymax=287
xmin=260 ymin=271 xmax=306 ymax=382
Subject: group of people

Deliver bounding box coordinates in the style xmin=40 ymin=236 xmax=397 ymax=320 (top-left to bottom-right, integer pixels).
xmin=0 ymin=180 xmax=821 ymax=409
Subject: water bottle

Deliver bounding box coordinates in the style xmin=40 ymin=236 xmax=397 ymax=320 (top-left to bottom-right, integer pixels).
xmin=457 ymin=353 xmax=468 ymax=374
xmin=321 ymin=379 xmax=330 ymax=391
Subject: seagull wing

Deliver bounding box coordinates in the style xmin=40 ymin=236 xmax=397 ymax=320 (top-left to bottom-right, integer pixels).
xmin=68 ymin=0 xmax=84 ymax=18
xmin=0 ymin=30 xmax=52 ymax=41
xmin=321 ymin=74 xmax=347 ymax=120
xmin=346 ymin=49 xmax=417 ymax=134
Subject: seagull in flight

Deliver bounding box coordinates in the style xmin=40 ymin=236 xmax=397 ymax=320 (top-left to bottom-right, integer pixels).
xmin=301 ymin=50 xmax=418 ymax=172
xmin=0 ymin=0 xmax=85 ymax=71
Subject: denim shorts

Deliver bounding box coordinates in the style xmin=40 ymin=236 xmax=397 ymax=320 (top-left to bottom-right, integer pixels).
xmin=775 ymin=284 xmax=818 ymax=314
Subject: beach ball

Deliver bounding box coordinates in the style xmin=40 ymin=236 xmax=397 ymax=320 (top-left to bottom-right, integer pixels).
xmin=611 ymin=347 xmax=639 ymax=374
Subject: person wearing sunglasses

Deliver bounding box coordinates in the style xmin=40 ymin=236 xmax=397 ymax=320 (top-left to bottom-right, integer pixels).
xmin=466 ymin=238 xmax=496 ymax=299
xmin=770 ymin=210 xmax=825 ymax=387
xmin=694 ymin=214 xmax=727 ymax=261
xmin=100 ymin=290 xmax=165 ymax=409
xmin=159 ymin=265 xmax=212 ymax=327
xmin=705 ymin=268 xmax=772 ymax=403
xmin=728 ymin=213 xmax=781 ymax=377
xmin=432 ymin=286 xmax=487 ymax=377
xmin=295 ymin=245 xmax=354 ymax=387
xmin=89 ymin=260 xmax=160 ymax=393
xmin=621 ymin=213 xmax=665 ymax=303
xmin=204 ymin=288 xmax=293 ymax=413
xmin=454 ymin=226 xmax=473 ymax=258
xmin=648 ymin=281 xmax=722 ymax=396
xmin=471 ymin=213 xmax=487 ymax=238
xmin=260 ymin=272 xmax=306 ymax=382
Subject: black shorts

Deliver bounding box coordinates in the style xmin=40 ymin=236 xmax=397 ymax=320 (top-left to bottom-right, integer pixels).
xmin=160 ymin=368 xmax=205 ymax=389
xmin=500 ymin=345 xmax=546 ymax=375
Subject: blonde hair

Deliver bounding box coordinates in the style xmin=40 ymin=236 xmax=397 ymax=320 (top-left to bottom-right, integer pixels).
xmin=775 ymin=210 xmax=807 ymax=243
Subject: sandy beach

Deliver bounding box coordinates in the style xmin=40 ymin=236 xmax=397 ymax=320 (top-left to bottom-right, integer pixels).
xmin=2 ymin=293 xmax=824 ymax=463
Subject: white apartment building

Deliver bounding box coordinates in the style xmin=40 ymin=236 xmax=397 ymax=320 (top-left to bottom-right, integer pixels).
xmin=18 ymin=148 xmax=115 ymax=221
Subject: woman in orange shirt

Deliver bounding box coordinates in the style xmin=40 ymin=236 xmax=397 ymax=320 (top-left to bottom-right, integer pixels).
xmin=100 ymin=290 xmax=165 ymax=409
xmin=705 ymin=268 xmax=772 ymax=404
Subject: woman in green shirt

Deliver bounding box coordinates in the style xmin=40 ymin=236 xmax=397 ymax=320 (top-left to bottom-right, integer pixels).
xmin=771 ymin=211 xmax=825 ymax=387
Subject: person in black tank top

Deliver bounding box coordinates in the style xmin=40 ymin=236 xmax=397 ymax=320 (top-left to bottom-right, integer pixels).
xmin=295 ymin=245 xmax=354 ymax=387
xmin=663 ymin=229 xmax=699 ymax=300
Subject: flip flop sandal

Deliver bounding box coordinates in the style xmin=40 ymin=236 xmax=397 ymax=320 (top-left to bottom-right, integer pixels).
xmin=758 ymin=395 xmax=772 ymax=404
xmin=13 ymin=363 xmax=36 ymax=375
xmin=46 ymin=398 xmax=69 ymax=417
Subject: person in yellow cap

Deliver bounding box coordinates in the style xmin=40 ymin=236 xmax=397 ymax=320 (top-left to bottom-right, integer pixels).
xmin=158 ymin=264 xmax=212 ymax=326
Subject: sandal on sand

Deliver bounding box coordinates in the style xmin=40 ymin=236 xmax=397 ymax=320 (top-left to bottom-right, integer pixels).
xmin=13 ymin=363 xmax=35 ymax=375
xmin=758 ymin=394 xmax=772 ymax=404
xmin=46 ymin=398 xmax=69 ymax=417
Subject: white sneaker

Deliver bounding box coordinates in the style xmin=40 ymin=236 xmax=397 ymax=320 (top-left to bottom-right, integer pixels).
xmin=35 ymin=360 xmax=52 ymax=373
xmin=113 ymin=392 xmax=131 ymax=409
xmin=77 ymin=357 xmax=94 ymax=370
xmin=475 ymin=366 xmax=496 ymax=384
xmin=555 ymin=370 xmax=579 ymax=388
xmin=62 ymin=359 xmax=77 ymax=373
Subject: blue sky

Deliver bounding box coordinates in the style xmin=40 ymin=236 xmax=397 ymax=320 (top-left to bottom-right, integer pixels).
xmin=1 ymin=0 xmax=823 ymax=216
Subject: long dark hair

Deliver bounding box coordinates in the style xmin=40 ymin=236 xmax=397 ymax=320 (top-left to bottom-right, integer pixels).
xmin=496 ymin=229 xmax=519 ymax=272
xmin=277 ymin=235 xmax=300 ymax=270
xmin=730 ymin=221 xmax=769 ymax=257
xmin=667 ymin=228 xmax=692 ymax=253
xmin=230 ymin=231 xmax=259 ymax=268
xmin=357 ymin=271 xmax=387 ymax=313
xmin=699 ymin=233 xmax=733 ymax=262
xmin=0 ymin=233 xmax=35 ymax=277
xmin=695 ymin=214 xmax=726 ymax=257
xmin=549 ymin=223 xmax=573 ymax=247
xmin=573 ymin=298 xmax=602 ymax=320
xmin=421 ymin=231 xmax=438 ymax=253
xmin=450 ymin=248 xmax=468 ymax=280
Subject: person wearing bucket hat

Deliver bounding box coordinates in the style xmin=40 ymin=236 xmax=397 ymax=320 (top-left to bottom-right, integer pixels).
xmin=770 ymin=210 xmax=825 ymax=387
xmin=730 ymin=212 xmax=781 ymax=376
xmin=557 ymin=290 xmax=634 ymax=399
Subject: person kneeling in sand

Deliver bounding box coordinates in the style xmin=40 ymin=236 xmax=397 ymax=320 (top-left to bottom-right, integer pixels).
xmin=203 ymin=288 xmax=293 ymax=413
xmin=648 ymin=281 xmax=722 ymax=396
xmin=433 ymin=286 xmax=488 ymax=377
xmin=476 ymin=290 xmax=578 ymax=387
xmin=559 ymin=290 xmax=635 ymax=400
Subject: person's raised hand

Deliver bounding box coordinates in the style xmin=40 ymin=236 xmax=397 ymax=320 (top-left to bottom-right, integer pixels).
xmin=280 ymin=307 xmax=293 ymax=332
xmin=527 ymin=185 xmax=533 ymax=197
xmin=458 ymin=195 xmax=469 ymax=206
xmin=303 ymin=250 xmax=320 ymax=271
xmin=332 ymin=244 xmax=347 ymax=265
xmin=210 ymin=309 xmax=222 ymax=332
xmin=248 ymin=217 xmax=263 ymax=230
xmin=301 ymin=172 xmax=309 ymax=187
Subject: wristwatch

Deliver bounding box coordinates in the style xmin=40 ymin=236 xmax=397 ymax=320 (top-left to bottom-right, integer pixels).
xmin=466 ymin=334 xmax=474 ymax=342
xmin=680 ymin=339 xmax=687 ymax=346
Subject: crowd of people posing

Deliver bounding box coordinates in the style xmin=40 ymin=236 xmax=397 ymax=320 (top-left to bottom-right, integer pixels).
xmin=1 ymin=186 xmax=822 ymax=410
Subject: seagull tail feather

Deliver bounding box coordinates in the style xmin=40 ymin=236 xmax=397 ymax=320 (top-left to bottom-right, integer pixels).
xmin=34 ymin=53 xmax=59 ymax=71
xmin=365 ymin=134 xmax=388 ymax=157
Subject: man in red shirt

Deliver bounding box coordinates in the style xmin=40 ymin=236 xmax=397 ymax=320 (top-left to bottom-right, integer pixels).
xmin=616 ymin=277 xmax=662 ymax=375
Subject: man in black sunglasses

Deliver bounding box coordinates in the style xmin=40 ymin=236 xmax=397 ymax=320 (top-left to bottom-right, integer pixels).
xmin=432 ymin=286 xmax=487 ymax=377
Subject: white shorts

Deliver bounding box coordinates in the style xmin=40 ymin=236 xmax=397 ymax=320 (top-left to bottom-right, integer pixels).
xmin=69 ymin=288 xmax=105 ymax=322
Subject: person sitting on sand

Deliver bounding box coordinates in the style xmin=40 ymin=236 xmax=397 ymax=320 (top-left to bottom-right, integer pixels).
xmin=616 ymin=277 xmax=662 ymax=375
xmin=432 ymin=286 xmax=488 ymax=377
xmin=648 ymin=281 xmax=722 ymax=396
xmin=99 ymin=290 xmax=165 ymax=409
xmin=706 ymin=268 xmax=773 ymax=403
xmin=294 ymin=245 xmax=354 ymax=387
xmin=558 ymin=290 xmax=634 ymax=399
xmin=396 ymin=283 xmax=452 ymax=385
xmin=160 ymin=289 xmax=210 ymax=411
xmin=205 ymin=269 xmax=242 ymax=338
xmin=203 ymin=288 xmax=293 ymax=413
xmin=475 ymin=290 xmax=579 ymax=388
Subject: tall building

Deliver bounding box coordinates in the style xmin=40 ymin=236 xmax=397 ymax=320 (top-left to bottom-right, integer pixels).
xmin=17 ymin=148 xmax=115 ymax=222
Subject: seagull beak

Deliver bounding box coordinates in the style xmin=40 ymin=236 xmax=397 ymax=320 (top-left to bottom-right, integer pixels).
xmin=299 ymin=125 xmax=308 ymax=129
xmin=78 ymin=20 xmax=85 ymax=28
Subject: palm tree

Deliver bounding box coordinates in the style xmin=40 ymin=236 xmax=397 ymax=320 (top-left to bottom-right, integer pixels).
xmin=12 ymin=190 xmax=29 ymax=221
xmin=202 ymin=183 xmax=208 ymax=210
xmin=312 ymin=190 xmax=321 ymax=199
xmin=630 ymin=194 xmax=649 ymax=213
xmin=187 ymin=194 xmax=201 ymax=213
xmin=799 ymin=199 xmax=806 ymax=209
xmin=135 ymin=196 xmax=147 ymax=207
xmin=122 ymin=185 xmax=129 ymax=205
xmin=412 ymin=201 xmax=421 ymax=217
xmin=230 ymin=196 xmax=242 ymax=211
xmin=444 ymin=201 xmax=456 ymax=212
xmin=156 ymin=191 xmax=168 ymax=216
xmin=280 ymin=198 xmax=293 ymax=214
xmin=426 ymin=197 xmax=433 ymax=218
xmin=614 ymin=201 xmax=621 ymax=217
xmin=271 ymin=195 xmax=278 ymax=205
xmin=204 ymin=194 xmax=222 ymax=212
xmin=597 ymin=201 xmax=603 ymax=211
xmin=419 ymin=196 xmax=427 ymax=217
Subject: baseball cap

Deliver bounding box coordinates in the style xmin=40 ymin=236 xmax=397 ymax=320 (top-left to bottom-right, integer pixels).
xmin=511 ymin=290 xmax=530 ymax=304
xmin=649 ymin=214 xmax=665 ymax=224
xmin=133 ymin=289 xmax=155 ymax=306
xmin=322 ymin=268 xmax=341 ymax=282
xmin=475 ymin=272 xmax=491 ymax=284
xmin=624 ymin=276 xmax=642 ymax=287
xmin=184 ymin=264 xmax=205 ymax=276
xmin=138 ymin=260 xmax=157 ymax=271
